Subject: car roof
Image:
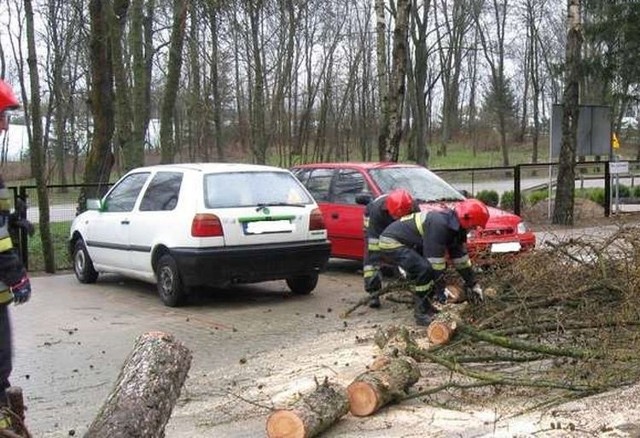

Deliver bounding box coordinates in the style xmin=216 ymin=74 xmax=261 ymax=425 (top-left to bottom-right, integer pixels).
xmin=292 ymin=162 xmax=422 ymax=170
xmin=128 ymin=162 xmax=290 ymax=174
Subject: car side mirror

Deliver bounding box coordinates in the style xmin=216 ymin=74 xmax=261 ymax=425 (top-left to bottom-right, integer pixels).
xmin=355 ymin=194 xmax=373 ymax=206
xmin=86 ymin=199 xmax=103 ymax=211
xmin=457 ymin=188 xmax=470 ymax=198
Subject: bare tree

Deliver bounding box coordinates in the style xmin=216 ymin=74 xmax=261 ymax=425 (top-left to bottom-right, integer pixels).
xmin=435 ymin=0 xmax=474 ymax=155
xmin=473 ymin=0 xmax=514 ymax=166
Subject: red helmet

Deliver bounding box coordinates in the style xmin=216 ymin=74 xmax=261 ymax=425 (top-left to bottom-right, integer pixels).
xmin=455 ymin=199 xmax=489 ymax=229
xmin=0 ymin=80 xmax=19 ymax=112
xmin=385 ymin=189 xmax=414 ymax=219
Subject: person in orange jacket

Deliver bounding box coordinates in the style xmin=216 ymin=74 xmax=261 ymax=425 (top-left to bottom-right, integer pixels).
xmin=0 ymin=79 xmax=32 ymax=430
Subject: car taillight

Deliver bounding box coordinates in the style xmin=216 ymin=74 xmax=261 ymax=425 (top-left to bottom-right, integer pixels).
xmin=191 ymin=213 xmax=223 ymax=237
xmin=309 ymin=208 xmax=326 ymax=231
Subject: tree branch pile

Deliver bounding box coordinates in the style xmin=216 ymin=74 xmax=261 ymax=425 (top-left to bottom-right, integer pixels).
xmin=377 ymin=226 xmax=640 ymax=413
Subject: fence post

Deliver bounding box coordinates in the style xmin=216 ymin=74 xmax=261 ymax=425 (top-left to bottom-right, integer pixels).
xmin=514 ymin=165 xmax=521 ymax=216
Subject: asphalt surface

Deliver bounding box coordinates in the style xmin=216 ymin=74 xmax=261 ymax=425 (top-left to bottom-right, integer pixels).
xmin=8 ymin=224 xmax=637 ymax=437
xmin=10 ymin=259 xmax=381 ymax=437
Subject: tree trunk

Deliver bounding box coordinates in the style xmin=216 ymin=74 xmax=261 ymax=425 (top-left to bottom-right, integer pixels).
xmin=375 ymin=0 xmax=389 ymax=161
xmin=81 ymin=0 xmax=116 ymax=212
xmin=248 ymin=0 xmax=268 ymax=164
xmin=553 ymin=0 xmax=582 ymax=225
xmin=111 ymin=0 xmax=133 ymax=172
xmin=128 ymin=0 xmax=147 ymax=168
xmin=84 ymin=331 xmax=192 ymax=438
xmin=160 ymin=0 xmax=189 ymax=164
xmin=266 ymin=380 xmax=349 ymax=438
xmin=347 ymin=355 xmax=420 ymax=416
xmin=24 ymin=0 xmax=55 ymax=273
xmin=386 ymin=0 xmax=410 ymax=162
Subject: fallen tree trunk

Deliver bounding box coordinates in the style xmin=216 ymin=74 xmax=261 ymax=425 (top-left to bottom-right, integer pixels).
xmin=347 ymin=356 xmax=420 ymax=416
xmin=266 ymin=379 xmax=349 ymax=438
xmin=84 ymin=331 xmax=192 ymax=438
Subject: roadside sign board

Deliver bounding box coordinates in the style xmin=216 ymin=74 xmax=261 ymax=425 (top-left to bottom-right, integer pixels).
xmin=609 ymin=161 xmax=629 ymax=174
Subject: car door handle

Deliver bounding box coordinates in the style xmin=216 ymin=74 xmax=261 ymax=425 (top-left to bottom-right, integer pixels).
xmin=121 ymin=219 xmax=130 ymax=225
xmin=331 ymin=213 xmax=339 ymax=219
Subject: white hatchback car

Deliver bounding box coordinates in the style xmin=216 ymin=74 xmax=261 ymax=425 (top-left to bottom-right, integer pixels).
xmin=69 ymin=163 xmax=331 ymax=306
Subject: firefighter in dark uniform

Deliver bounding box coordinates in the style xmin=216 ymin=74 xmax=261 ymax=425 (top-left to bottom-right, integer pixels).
xmin=0 ymin=79 xmax=32 ymax=430
xmin=362 ymin=189 xmax=415 ymax=308
xmin=379 ymin=198 xmax=489 ymax=325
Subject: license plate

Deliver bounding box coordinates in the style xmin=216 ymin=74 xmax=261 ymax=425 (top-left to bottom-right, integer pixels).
xmin=244 ymin=220 xmax=294 ymax=234
xmin=490 ymin=242 xmax=521 ymax=253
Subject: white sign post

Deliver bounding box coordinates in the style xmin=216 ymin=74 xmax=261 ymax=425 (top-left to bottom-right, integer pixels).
xmin=610 ymin=161 xmax=629 ymax=213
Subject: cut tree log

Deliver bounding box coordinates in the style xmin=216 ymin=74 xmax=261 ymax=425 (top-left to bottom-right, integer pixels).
xmin=84 ymin=331 xmax=192 ymax=438
xmin=426 ymin=312 xmax=458 ymax=345
xmin=347 ymin=356 xmax=420 ymax=416
xmin=266 ymin=379 xmax=349 ymax=438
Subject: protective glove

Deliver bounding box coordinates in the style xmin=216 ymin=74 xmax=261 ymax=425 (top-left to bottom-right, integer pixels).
xmin=10 ymin=275 xmax=31 ymax=305
xmin=465 ymin=283 xmax=484 ymax=305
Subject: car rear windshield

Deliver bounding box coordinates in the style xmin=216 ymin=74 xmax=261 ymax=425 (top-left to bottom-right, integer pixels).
xmin=204 ymin=171 xmax=315 ymax=208
xmin=368 ymin=166 xmax=465 ymax=202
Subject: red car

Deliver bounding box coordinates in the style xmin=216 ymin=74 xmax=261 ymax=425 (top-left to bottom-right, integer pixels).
xmin=291 ymin=162 xmax=536 ymax=264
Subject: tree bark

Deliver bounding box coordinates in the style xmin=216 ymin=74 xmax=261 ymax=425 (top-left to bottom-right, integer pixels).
xmin=347 ymin=355 xmax=420 ymax=416
xmin=385 ymin=0 xmax=410 ymax=162
xmin=553 ymin=0 xmax=582 ymax=225
xmin=375 ymin=0 xmax=389 ymax=161
xmin=427 ymin=313 xmax=458 ymax=345
xmin=160 ymin=0 xmax=189 ymax=164
xmin=24 ymin=0 xmax=55 ymax=273
xmin=128 ymin=0 xmax=148 ymax=169
xmin=84 ymin=331 xmax=192 ymax=438
xmin=81 ymin=0 xmax=116 ymax=212
xmin=110 ymin=0 xmax=133 ymax=172
xmin=266 ymin=380 xmax=349 ymax=438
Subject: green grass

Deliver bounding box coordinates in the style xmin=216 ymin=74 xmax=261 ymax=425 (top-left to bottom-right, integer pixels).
xmin=26 ymin=221 xmax=72 ymax=272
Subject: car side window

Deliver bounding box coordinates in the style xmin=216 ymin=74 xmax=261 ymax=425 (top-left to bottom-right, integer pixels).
xmin=103 ymin=172 xmax=150 ymax=213
xmin=304 ymin=169 xmax=333 ymax=202
xmin=139 ymin=171 xmax=183 ymax=211
xmin=331 ymin=169 xmax=369 ymax=205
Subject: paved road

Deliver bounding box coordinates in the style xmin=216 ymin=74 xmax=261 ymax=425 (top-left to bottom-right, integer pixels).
xmin=8 ymin=221 xmax=637 ymax=437
xmin=10 ymin=260 xmax=382 ymax=437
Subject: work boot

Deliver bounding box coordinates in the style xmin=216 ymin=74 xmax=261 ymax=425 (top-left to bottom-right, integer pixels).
xmin=368 ymin=294 xmax=381 ymax=308
xmin=414 ymin=295 xmax=438 ymax=326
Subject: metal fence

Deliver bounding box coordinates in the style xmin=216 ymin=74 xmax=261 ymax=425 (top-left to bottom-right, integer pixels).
xmin=434 ymin=159 xmax=640 ymax=217
xmin=8 ymin=183 xmax=112 ymax=272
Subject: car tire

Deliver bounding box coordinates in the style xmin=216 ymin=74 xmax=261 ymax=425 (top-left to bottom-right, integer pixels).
xmin=73 ymin=239 xmax=98 ymax=284
xmin=286 ymin=273 xmax=319 ymax=295
xmin=156 ymin=254 xmax=187 ymax=307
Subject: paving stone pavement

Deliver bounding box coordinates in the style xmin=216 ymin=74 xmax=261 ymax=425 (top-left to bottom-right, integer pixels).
xmin=9 ymin=259 xmax=385 ymax=437
xmin=10 ymin=225 xmax=627 ymax=437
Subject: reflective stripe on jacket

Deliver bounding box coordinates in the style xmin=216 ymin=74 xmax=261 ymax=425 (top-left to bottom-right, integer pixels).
xmin=0 ymin=183 xmax=15 ymax=305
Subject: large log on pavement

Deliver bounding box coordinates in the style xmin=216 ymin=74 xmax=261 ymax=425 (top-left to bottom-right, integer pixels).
xmin=266 ymin=379 xmax=349 ymax=438
xmin=84 ymin=331 xmax=192 ymax=438
xmin=347 ymin=356 xmax=420 ymax=416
